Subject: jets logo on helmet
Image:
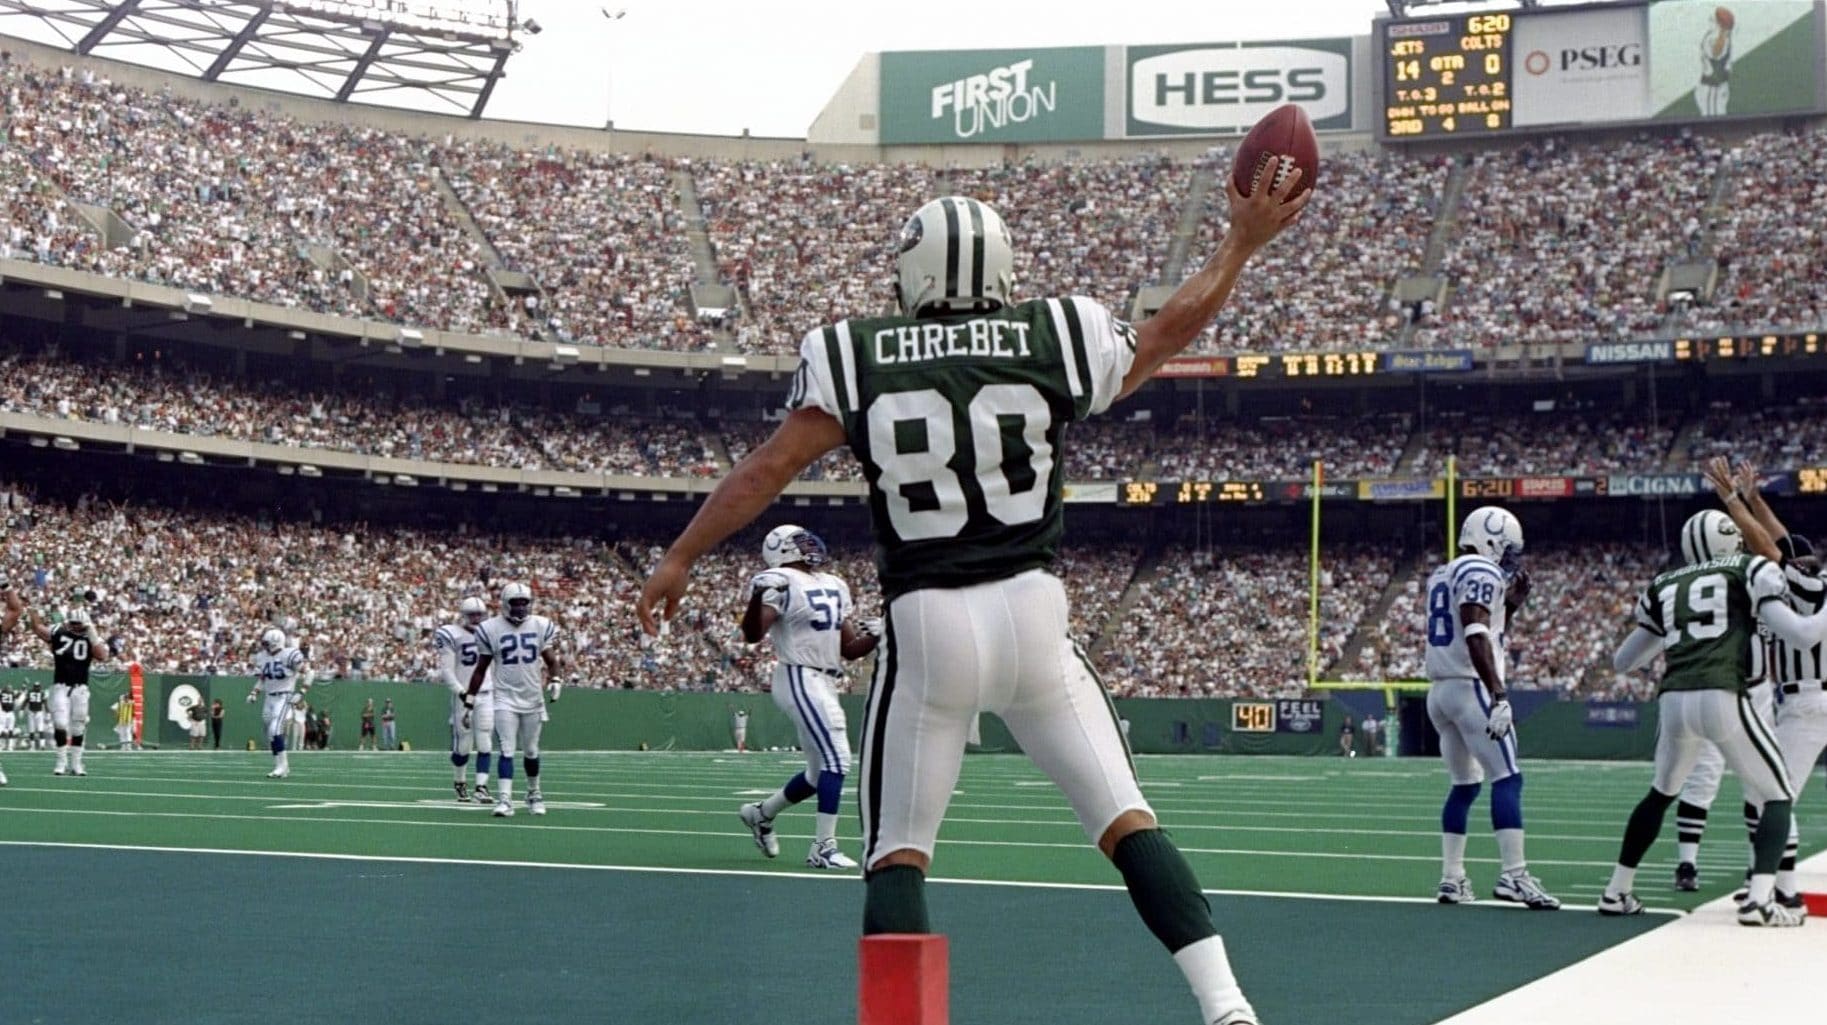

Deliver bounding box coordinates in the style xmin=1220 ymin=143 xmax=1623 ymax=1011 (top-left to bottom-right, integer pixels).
xmin=896 ymin=196 xmax=1014 ymax=317
xmin=65 ymin=607 xmax=93 ymax=633
xmin=500 ymin=582 xmax=533 ymax=624
xmin=1459 ymin=506 xmax=1525 ymax=579
xmin=459 ymin=596 xmax=488 ymax=628
xmin=1680 ymin=510 xmax=1742 ymax=565
xmin=763 ymin=525 xmax=829 ymax=568
xmin=261 ymin=627 xmax=286 ymax=654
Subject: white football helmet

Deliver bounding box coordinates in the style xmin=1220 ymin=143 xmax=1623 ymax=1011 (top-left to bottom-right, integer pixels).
xmin=501 ymin=582 xmax=533 ymax=624
xmin=459 ymin=596 xmax=488 ymax=628
xmin=762 ymin=525 xmax=828 ymax=568
xmin=261 ymin=628 xmax=286 ymax=654
xmin=896 ymin=196 xmax=1015 ymax=317
xmin=1680 ymin=510 xmax=1743 ymax=565
xmin=1459 ymin=507 xmax=1525 ymax=579
xmin=64 ymin=607 xmax=92 ymax=633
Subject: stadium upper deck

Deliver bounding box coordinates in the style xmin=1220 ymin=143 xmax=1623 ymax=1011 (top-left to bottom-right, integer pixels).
xmin=2 ymin=34 xmax=1823 ymax=363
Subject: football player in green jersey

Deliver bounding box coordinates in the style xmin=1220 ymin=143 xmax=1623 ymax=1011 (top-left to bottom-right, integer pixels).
xmin=1601 ymin=503 xmax=1803 ymax=926
xmin=639 ymin=169 xmax=1306 ymax=1024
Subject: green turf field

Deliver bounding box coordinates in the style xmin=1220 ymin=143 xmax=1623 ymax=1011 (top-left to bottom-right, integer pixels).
xmin=1 ymin=750 xmax=1810 ymax=1024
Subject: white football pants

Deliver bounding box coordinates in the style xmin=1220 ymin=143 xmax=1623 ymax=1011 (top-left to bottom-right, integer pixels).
xmin=859 ymin=569 xmax=1145 ymax=870
xmin=1426 ymin=678 xmax=1518 ymax=785
xmin=494 ymin=706 xmax=544 ymax=760
xmin=50 ymin=683 xmax=90 ymax=735
xmin=772 ymin=664 xmax=850 ymax=777
xmin=1652 ymin=690 xmax=1792 ymax=805
xmin=1678 ymin=682 xmax=1775 ymax=809
xmin=451 ymin=692 xmax=496 ymax=757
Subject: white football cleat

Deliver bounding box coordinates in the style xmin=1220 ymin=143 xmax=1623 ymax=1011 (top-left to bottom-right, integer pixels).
xmin=0 ymin=766 xmax=8 ymax=786
xmin=473 ymin=784 xmax=492 ymax=804
xmin=1598 ymin=891 xmax=1644 ymax=916
xmin=1738 ymin=898 xmax=1807 ymax=928
xmin=492 ymin=799 xmax=514 ymax=818
xmin=807 ymin=839 xmax=858 ymax=870
xmin=52 ymin=763 xmax=66 ymax=777
xmin=1212 ymin=1011 xmax=1260 ymax=1025
xmin=739 ymin=802 xmax=780 ymax=858
xmin=266 ymin=768 xmax=289 ymax=779
xmin=1437 ymin=876 xmax=1476 ymax=904
xmin=528 ymin=790 xmax=546 ymax=816
xmin=1493 ymin=871 xmax=1561 ymax=910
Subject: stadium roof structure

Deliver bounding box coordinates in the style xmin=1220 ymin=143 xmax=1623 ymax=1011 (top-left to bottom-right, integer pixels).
xmin=0 ymin=0 xmax=527 ymax=117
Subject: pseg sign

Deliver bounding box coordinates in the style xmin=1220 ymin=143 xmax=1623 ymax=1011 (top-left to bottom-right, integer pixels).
xmin=1126 ymin=39 xmax=1353 ymax=136
xmin=879 ymin=47 xmax=1105 ymax=144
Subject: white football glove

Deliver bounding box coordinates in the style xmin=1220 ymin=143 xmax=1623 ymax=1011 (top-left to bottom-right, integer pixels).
xmin=546 ymin=679 xmax=563 ymax=702
xmin=858 ymin=617 xmax=884 ymax=638
xmin=1485 ymin=698 xmax=1513 ymax=741
xmin=245 ymin=691 xmax=258 ymax=704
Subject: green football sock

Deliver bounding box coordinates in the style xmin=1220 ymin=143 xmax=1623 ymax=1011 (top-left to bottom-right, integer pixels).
xmin=862 ymin=864 xmax=930 ymax=935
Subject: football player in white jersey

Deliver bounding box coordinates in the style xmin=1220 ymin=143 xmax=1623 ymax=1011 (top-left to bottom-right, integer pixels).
xmin=464 ymin=583 xmax=561 ymax=818
xmin=1424 ymin=507 xmax=1560 ymax=910
xmin=436 ymin=597 xmax=496 ymax=803
xmin=736 ymin=526 xmax=881 ymax=869
xmin=246 ymin=628 xmax=311 ymax=778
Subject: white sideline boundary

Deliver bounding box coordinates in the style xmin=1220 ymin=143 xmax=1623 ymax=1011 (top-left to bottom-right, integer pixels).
xmin=1434 ymin=850 xmax=1827 ymax=1024
xmin=0 ymin=839 xmax=1680 ymax=914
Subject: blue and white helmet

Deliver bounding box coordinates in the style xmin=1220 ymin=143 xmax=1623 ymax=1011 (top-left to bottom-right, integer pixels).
xmin=260 ymin=627 xmax=286 ymax=654
xmin=1460 ymin=506 xmax=1525 ymax=579
xmin=459 ymin=596 xmax=487 ymax=628
xmin=895 ymin=196 xmax=1015 ymax=317
xmin=500 ymin=582 xmax=533 ymax=624
xmin=1680 ymin=510 xmax=1742 ymax=566
xmin=762 ymin=525 xmax=828 ymax=569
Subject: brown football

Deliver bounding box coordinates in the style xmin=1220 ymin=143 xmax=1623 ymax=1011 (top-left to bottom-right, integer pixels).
xmin=1230 ymin=103 xmax=1320 ymax=200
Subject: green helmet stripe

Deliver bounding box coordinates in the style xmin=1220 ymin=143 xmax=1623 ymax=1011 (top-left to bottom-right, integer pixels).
xmin=941 ymin=198 xmax=962 ymax=299
xmin=965 ymin=198 xmax=986 ymax=299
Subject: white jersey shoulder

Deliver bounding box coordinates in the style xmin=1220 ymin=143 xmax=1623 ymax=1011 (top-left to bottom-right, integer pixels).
xmin=755 ymin=566 xmax=851 ymax=672
xmin=254 ymin=647 xmax=308 ymax=695
xmin=1423 ymin=554 xmax=1508 ymax=684
xmin=433 ymin=623 xmax=492 ymax=694
xmin=475 ymin=614 xmax=558 ymax=712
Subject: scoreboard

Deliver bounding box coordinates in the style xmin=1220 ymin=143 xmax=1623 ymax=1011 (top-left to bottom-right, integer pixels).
xmin=1380 ymin=12 xmax=1515 ymax=138
xmin=1378 ymin=2 xmax=1827 ymax=142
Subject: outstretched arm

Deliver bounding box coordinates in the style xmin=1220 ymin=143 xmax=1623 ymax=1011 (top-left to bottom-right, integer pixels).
xmin=638 ymin=409 xmax=846 ymax=634
xmin=1119 ymin=171 xmax=1308 ymax=400
xmin=25 ymin=606 xmax=52 ymax=643
xmin=1705 ymin=456 xmax=1780 ymax=559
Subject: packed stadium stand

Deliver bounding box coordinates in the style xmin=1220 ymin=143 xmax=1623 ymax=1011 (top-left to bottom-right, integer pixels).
xmin=3 ymin=48 xmax=1822 ymax=356
xmin=3 ymin=39 xmax=1827 ymax=713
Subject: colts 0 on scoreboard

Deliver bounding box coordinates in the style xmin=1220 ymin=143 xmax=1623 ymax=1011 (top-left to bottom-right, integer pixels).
xmin=1381 ymin=13 xmax=1515 ymax=139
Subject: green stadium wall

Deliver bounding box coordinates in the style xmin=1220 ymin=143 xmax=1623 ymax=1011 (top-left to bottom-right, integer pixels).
xmin=0 ymin=669 xmax=1662 ymax=760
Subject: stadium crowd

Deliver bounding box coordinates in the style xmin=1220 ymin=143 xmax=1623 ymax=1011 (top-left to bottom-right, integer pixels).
xmin=1100 ymin=546 xmax=1395 ymax=699
xmin=947 ymin=156 xmax=1192 ymax=314
xmin=1688 ymin=125 xmax=1827 ymax=334
xmin=5 ymin=52 xmax=1826 ymax=358
xmin=1429 ymin=135 xmax=1721 ymax=348
xmin=1684 ymin=398 xmax=1827 ymax=473
xmin=0 ymin=351 xmax=721 ymax=477
xmin=696 ymin=159 xmax=937 ymax=352
xmin=1197 ymin=148 xmax=1453 ymax=353
xmin=1404 ymin=409 xmax=1675 ymax=477
xmin=1149 ymin=413 xmax=1411 ymax=481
